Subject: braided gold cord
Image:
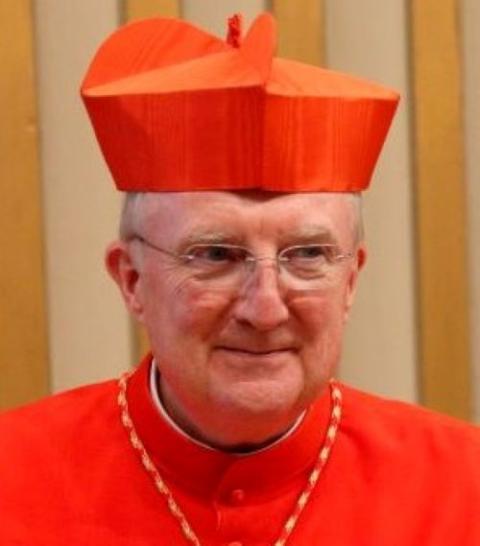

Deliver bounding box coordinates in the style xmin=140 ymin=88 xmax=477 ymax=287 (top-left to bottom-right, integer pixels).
xmin=118 ymin=372 xmax=342 ymax=546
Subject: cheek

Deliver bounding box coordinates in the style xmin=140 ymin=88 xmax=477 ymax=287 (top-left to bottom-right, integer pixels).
xmin=143 ymin=271 xmax=233 ymax=343
xmin=173 ymin=289 xmax=232 ymax=340
xmin=291 ymin=292 xmax=348 ymax=376
xmin=291 ymin=288 xmax=347 ymax=337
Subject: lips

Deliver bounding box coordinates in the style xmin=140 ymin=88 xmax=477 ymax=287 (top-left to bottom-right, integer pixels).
xmin=216 ymin=346 xmax=297 ymax=355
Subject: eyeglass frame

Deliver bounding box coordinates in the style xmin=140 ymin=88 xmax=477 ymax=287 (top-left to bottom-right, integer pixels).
xmin=129 ymin=235 xmax=355 ymax=284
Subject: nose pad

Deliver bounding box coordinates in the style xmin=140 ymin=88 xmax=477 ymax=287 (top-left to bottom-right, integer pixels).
xmin=240 ymin=256 xmax=284 ymax=292
xmin=233 ymin=259 xmax=289 ymax=330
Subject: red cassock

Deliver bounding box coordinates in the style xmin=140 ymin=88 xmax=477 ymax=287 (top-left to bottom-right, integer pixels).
xmin=1 ymin=355 xmax=480 ymax=545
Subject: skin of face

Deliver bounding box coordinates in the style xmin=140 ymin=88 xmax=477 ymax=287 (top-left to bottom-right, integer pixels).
xmin=106 ymin=191 xmax=366 ymax=450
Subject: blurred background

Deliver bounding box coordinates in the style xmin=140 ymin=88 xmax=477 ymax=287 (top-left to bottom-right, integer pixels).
xmin=1 ymin=0 xmax=479 ymax=423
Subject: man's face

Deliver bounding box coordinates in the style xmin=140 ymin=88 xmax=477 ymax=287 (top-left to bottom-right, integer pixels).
xmin=109 ymin=191 xmax=365 ymax=448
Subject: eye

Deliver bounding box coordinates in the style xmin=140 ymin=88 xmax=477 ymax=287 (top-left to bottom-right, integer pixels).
xmin=282 ymin=244 xmax=334 ymax=262
xmin=185 ymin=244 xmax=248 ymax=264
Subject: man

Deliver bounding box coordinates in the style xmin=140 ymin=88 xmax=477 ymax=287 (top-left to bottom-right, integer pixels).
xmin=1 ymin=13 xmax=479 ymax=546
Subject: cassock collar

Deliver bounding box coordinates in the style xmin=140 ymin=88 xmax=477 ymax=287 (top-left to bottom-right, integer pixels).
xmin=127 ymin=354 xmax=332 ymax=499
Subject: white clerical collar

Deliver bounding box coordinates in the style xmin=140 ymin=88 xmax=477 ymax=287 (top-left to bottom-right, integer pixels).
xmin=149 ymin=359 xmax=306 ymax=455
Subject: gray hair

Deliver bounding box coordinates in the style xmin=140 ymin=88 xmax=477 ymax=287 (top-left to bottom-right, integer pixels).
xmin=119 ymin=192 xmax=146 ymax=240
xmin=349 ymin=193 xmax=365 ymax=245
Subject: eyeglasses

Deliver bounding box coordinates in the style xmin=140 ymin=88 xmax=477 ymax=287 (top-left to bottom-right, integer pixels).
xmin=132 ymin=236 xmax=354 ymax=291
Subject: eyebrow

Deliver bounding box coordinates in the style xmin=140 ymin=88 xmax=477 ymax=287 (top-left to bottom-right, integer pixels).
xmin=178 ymin=229 xmax=244 ymax=248
xmin=176 ymin=225 xmax=339 ymax=250
xmin=280 ymin=225 xmax=338 ymax=246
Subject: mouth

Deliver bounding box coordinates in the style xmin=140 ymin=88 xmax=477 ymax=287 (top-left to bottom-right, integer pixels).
xmin=213 ymin=346 xmax=299 ymax=375
xmin=216 ymin=346 xmax=297 ymax=356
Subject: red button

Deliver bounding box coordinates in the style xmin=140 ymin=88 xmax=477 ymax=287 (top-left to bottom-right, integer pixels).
xmin=229 ymin=488 xmax=246 ymax=504
xmin=227 ymin=542 xmax=243 ymax=546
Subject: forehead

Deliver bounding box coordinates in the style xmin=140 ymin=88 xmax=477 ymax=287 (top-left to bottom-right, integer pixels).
xmin=141 ymin=191 xmax=356 ymax=244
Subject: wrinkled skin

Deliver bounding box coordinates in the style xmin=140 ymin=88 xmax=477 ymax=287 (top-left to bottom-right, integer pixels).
xmin=106 ymin=191 xmax=366 ymax=450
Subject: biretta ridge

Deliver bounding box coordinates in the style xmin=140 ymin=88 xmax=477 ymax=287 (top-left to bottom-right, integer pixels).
xmin=81 ymin=13 xmax=399 ymax=192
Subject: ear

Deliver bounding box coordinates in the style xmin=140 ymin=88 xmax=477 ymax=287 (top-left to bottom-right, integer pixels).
xmin=343 ymin=243 xmax=367 ymax=322
xmin=105 ymin=240 xmax=145 ymax=322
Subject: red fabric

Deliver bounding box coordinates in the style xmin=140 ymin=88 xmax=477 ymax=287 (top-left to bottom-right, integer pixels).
xmin=81 ymin=14 xmax=399 ymax=193
xmin=226 ymin=14 xmax=242 ymax=48
xmin=1 ymin=355 xmax=480 ymax=545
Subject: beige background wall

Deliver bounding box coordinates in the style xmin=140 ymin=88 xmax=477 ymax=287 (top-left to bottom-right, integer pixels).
xmin=183 ymin=0 xmax=264 ymax=35
xmin=2 ymin=0 xmax=478 ymax=423
xmin=34 ymin=1 xmax=130 ymax=391
xmin=325 ymin=0 xmax=417 ymax=401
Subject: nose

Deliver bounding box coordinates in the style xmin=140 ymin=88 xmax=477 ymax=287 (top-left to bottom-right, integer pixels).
xmin=232 ymin=260 xmax=289 ymax=331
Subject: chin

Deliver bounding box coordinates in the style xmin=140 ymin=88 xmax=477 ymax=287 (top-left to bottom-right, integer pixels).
xmin=204 ymin=382 xmax=308 ymax=451
xmin=211 ymin=377 xmax=305 ymax=418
